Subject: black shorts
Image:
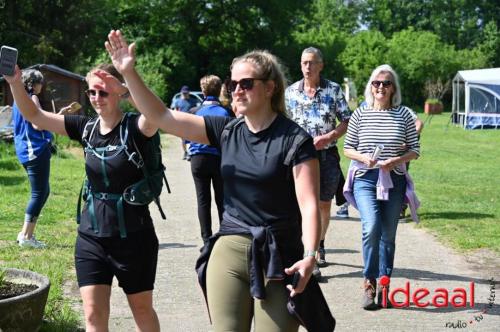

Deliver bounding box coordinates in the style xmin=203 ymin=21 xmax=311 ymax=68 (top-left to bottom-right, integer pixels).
xmin=75 ymin=228 xmax=159 ymax=294
xmin=318 ymin=148 xmax=341 ymax=202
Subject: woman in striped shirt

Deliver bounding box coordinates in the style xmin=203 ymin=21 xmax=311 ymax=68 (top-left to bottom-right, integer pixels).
xmin=343 ymin=64 xmax=420 ymax=310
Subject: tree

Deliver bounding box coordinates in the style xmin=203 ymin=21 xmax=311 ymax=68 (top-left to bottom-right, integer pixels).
xmin=386 ymin=29 xmax=460 ymax=105
xmin=339 ymin=30 xmax=388 ymax=99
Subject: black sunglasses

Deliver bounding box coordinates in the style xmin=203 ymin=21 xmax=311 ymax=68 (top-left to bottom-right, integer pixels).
xmin=371 ymin=80 xmax=392 ymax=88
xmin=85 ymin=89 xmax=110 ymax=98
xmin=228 ymin=78 xmax=267 ymax=93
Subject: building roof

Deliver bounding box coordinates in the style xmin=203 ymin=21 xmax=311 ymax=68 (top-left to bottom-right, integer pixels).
xmin=455 ymin=68 xmax=500 ymax=84
xmin=0 ymin=64 xmax=85 ymax=82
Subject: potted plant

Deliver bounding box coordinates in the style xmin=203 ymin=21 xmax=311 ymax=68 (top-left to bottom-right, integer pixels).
xmin=423 ymin=79 xmax=449 ymax=115
xmin=0 ymin=268 xmax=51 ymax=332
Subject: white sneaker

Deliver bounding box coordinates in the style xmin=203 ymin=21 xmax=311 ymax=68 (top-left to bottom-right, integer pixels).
xmin=18 ymin=234 xmax=46 ymax=249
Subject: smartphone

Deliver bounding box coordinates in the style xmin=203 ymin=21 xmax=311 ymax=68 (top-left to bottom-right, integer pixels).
xmin=70 ymin=102 xmax=82 ymax=112
xmin=292 ymin=272 xmax=301 ymax=289
xmin=0 ymin=46 xmax=18 ymax=76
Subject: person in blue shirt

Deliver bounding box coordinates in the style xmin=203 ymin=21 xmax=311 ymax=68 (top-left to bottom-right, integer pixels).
xmin=11 ymin=69 xmax=52 ymax=248
xmin=173 ymin=85 xmax=197 ymax=160
xmin=186 ymin=75 xmax=231 ymax=244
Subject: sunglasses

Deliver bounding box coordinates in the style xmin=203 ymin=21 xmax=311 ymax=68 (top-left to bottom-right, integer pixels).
xmin=228 ymin=78 xmax=266 ymax=93
xmin=371 ymin=80 xmax=393 ymax=88
xmin=85 ymin=89 xmax=110 ymax=98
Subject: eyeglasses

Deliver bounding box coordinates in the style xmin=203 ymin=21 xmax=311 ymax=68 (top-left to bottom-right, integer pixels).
xmin=85 ymin=89 xmax=110 ymax=98
xmin=371 ymin=80 xmax=393 ymax=88
xmin=228 ymin=78 xmax=267 ymax=93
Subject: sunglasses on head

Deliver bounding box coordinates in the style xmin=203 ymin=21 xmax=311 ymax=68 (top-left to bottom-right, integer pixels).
xmin=228 ymin=78 xmax=266 ymax=93
xmin=371 ymin=80 xmax=392 ymax=88
xmin=85 ymin=89 xmax=110 ymax=98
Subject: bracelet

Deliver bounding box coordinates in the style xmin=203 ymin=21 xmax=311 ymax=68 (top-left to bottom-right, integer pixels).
xmin=303 ymin=250 xmax=317 ymax=258
xmin=119 ymin=83 xmax=130 ymax=99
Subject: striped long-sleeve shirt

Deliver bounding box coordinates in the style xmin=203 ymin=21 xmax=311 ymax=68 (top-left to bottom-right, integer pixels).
xmin=344 ymin=105 xmax=420 ymax=168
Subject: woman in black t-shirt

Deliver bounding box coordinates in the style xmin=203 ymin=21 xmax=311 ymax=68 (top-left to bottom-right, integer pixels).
xmin=106 ymin=30 xmax=330 ymax=331
xmin=4 ymin=64 xmax=161 ymax=331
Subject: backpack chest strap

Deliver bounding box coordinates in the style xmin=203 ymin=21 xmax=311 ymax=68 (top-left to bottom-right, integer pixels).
xmin=86 ymin=190 xmax=127 ymax=239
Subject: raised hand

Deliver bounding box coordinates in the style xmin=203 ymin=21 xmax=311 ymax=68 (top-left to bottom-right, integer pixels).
xmin=93 ymin=69 xmax=128 ymax=95
xmin=105 ymin=29 xmax=136 ymax=75
xmin=2 ymin=65 xmax=22 ymax=84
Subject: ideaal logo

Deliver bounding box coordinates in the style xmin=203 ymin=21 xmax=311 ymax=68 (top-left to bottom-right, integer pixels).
xmin=379 ymin=276 xmax=475 ymax=308
xmin=378 ymin=276 xmax=496 ymax=329
xmin=445 ymin=278 xmax=496 ymax=329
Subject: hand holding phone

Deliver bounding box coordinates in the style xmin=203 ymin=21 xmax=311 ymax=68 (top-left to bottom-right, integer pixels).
xmin=292 ymin=271 xmax=301 ymax=289
xmin=58 ymin=102 xmax=82 ymax=115
xmin=0 ymin=46 xmax=18 ymax=76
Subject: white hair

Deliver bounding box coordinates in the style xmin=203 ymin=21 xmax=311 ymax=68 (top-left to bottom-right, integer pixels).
xmin=364 ymin=64 xmax=401 ymax=108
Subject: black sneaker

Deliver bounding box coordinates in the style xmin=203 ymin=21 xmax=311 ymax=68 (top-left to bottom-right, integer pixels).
xmin=317 ymin=247 xmax=327 ymax=267
xmin=312 ymin=264 xmax=322 ymax=280
xmin=336 ymin=203 xmax=349 ymax=219
xmin=377 ymin=285 xmax=393 ymax=308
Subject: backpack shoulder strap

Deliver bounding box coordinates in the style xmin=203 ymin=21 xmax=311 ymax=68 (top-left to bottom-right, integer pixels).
xmin=82 ymin=117 xmax=99 ymax=149
xmin=121 ymin=113 xmax=144 ymax=169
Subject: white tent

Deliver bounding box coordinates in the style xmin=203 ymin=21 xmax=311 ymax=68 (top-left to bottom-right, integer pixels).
xmin=452 ymin=68 xmax=500 ymax=129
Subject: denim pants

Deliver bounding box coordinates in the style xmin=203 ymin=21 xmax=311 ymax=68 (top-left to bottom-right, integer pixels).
xmin=353 ymin=169 xmax=406 ymax=279
xmin=22 ymin=146 xmax=51 ymax=222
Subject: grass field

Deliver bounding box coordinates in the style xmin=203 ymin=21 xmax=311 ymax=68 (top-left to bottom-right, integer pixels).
xmin=0 ymin=141 xmax=83 ymax=331
xmin=404 ymin=112 xmax=499 ymax=252
xmin=0 ymin=112 xmax=498 ymax=330
xmin=339 ymin=111 xmax=500 ymax=253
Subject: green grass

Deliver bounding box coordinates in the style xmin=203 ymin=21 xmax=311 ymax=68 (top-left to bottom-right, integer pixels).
xmin=0 ymin=141 xmax=84 ymax=331
xmin=341 ymin=111 xmax=500 ymax=253
xmin=409 ymin=112 xmax=500 ymax=253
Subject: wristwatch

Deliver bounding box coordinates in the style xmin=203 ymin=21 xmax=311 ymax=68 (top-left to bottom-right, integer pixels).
xmin=119 ymin=83 xmax=130 ymax=99
xmin=303 ymin=250 xmax=317 ymax=258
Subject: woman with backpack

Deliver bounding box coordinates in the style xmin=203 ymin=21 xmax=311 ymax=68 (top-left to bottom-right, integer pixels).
xmin=105 ymin=30 xmax=333 ymax=331
xmin=3 ymin=63 xmax=161 ymax=331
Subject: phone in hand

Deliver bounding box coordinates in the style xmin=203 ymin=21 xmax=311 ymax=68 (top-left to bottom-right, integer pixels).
xmin=70 ymin=102 xmax=82 ymax=112
xmin=292 ymin=271 xmax=301 ymax=289
xmin=0 ymin=46 xmax=18 ymax=76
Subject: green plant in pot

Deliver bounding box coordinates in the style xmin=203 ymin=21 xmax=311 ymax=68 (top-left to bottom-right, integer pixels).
xmin=424 ymin=79 xmax=449 ymax=114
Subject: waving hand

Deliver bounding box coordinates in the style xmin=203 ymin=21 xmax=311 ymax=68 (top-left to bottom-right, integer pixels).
xmin=105 ymin=30 xmax=136 ymax=74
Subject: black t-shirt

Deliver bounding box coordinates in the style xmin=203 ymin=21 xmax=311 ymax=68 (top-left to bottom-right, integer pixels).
xmin=204 ymin=113 xmax=317 ymax=226
xmin=65 ymin=114 xmax=153 ymax=237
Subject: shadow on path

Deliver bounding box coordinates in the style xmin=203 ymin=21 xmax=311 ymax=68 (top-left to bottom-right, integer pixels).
xmin=158 ymin=242 xmax=197 ymax=250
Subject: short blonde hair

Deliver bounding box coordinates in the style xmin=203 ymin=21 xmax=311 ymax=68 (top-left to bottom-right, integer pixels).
xmin=200 ymin=75 xmax=222 ymax=97
xmin=231 ymin=50 xmax=288 ymax=114
xmin=364 ymin=64 xmax=402 ymax=108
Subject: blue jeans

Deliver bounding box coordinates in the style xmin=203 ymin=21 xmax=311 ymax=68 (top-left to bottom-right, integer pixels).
xmin=353 ymin=169 xmax=406 ymax=279
xmin=22 ymin=146 xmax=51 ymax=222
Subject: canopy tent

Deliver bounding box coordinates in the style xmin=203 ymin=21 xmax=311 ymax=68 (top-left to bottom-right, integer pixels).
xmin=452 ymin=68 xmax=500 ymax=129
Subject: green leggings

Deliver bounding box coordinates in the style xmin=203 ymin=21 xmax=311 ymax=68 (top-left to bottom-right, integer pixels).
xmin=206 ymin=235 xmax=299 ymax=332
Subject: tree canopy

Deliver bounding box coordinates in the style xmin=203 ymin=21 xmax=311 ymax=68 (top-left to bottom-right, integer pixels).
xmin=1 ymin=0 xmax=498 ymax=107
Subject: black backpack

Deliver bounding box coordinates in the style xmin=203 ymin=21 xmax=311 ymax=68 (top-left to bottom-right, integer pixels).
xmin=77 ymin=112 xmax=170 ymax=238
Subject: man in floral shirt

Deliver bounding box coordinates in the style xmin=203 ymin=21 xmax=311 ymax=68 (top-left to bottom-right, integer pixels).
xmin=285 ymin=47 xmax=351 ymax=279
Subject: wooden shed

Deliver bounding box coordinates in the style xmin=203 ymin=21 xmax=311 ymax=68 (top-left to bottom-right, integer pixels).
xmin=0 ymin=64 xmax=88 ymax=113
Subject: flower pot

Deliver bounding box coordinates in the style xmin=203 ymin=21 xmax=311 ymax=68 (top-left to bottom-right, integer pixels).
xmin=424 ymin=102 xmax=443 ymax=114
xmin=0 ymin=268 xmax=51 ymax=332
